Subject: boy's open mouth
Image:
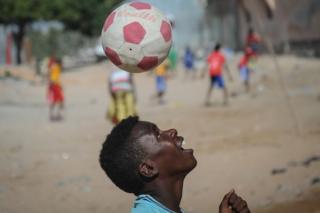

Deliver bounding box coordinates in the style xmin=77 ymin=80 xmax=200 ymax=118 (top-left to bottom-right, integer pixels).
xmin=176 ymin=137 xmax=193 ymax=153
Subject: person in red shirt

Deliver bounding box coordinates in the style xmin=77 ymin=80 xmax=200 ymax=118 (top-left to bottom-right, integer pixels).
xmin=246 ymin=28 xmax=261 ymax=56
xmin=205 ymin=43 xmax=232 ymax=106
xmin=238 ymin=47 xmax=255 ymax=93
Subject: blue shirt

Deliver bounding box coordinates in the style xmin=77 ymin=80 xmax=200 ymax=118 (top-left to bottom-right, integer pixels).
xmin=131 ymin=194 xmax=185 ymax=213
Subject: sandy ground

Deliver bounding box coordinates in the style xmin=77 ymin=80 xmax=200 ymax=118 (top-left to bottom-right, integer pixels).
xmin=0 ymin=54 xmax=320 ymax=213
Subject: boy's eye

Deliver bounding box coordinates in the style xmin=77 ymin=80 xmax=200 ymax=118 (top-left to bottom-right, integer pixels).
xmin=152 ymin=125 xmax=161 ymax=140
xmin=155 ymin=130 xmax=161 ymax=139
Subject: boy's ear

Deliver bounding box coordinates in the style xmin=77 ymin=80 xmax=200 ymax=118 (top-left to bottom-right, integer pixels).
xmin=138 ymin=159 xmax=158 ymax=178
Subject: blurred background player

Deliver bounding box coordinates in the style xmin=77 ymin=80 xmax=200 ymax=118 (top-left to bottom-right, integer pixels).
xmin=154 ymin=59 xmax=170 ymax=105
xmin=183 ymin=46 xmax=196 ymax=79
xmin=47 ymin=57 xmax=64 ymax=121
xmin=204 ymin=43 xmax=232 ymax=106
xmin=246 ymin=28 xmax=261 ymax=56
xmin=168 ymin=46 xmax=178 ymax=75
xmin=107 ymin=69 xmax=137 ymax=124
xmin=238 ymin=47 xmax=255 ymax=93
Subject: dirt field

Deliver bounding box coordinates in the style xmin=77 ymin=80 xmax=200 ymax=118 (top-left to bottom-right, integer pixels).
xmin=0 ymin=54 xmax=319 ymax=213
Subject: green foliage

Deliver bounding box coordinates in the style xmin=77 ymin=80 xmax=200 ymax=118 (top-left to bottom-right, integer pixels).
xmin=0 ymin=0 xmax=123 ymax=35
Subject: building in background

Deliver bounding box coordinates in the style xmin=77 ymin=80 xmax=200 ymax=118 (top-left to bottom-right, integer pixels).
xmin=123 ymin=0 xmax=320 ymax=55
xmin=204 ymin=0 xmax=320 ymax=54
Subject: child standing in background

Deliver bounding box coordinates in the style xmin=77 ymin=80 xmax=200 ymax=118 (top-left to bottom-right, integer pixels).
xmin=155 ymin=59 xmax=170 ymax=104
xmin=238 ymin=47 xmax=255 ymax=93
xmin=205 ymin=43 xmax=232 ymax=106
xmin=107 ymin=69 xmax=137 ymax=124
xmin=183 ymin=46 xmax=196 ymax=78
xmin=47 ymin=58 xmax=64 ymax=121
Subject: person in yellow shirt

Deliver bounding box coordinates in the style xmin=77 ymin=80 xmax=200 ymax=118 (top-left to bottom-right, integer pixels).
xmin=47 ymin=58 xmax=64 ymax=121
xmin=155 ymin=59 xmax=169 ymax=104
xmin=107 ymin=69 xmax=137 ymax=124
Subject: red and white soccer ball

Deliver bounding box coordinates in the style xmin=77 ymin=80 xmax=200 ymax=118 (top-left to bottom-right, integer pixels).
xmin=101 ymin=1 xmax=172 ymax=73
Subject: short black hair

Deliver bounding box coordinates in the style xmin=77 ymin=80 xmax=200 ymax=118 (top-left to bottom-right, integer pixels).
xmin=248 ymin=28 xmax=254 ymax=35
xmin=99 ymin=116 xmax=147 ymax=194
xmin=214 ymin=43 xmax=221 ymax=51
xmin=56 ymin=58 xmax=62 ymax=66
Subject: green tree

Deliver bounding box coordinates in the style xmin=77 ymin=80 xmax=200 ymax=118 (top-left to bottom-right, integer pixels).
xmin=0 ymin=0 xmax=123 ymax=64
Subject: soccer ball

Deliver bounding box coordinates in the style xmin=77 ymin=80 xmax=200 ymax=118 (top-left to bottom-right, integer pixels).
xmin=101 ymin=1 xmax=172 ymax=73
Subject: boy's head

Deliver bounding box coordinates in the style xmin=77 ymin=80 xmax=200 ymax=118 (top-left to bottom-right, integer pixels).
xmin=214 ymin=43 xmax=221 ymax=52
xmin=99 ymin=116 xmax=197 ymax=195
xmin=248 ymin=28 xmax=254 ymax=35
xmin=244 ymin=47 xmax=254 ymax=56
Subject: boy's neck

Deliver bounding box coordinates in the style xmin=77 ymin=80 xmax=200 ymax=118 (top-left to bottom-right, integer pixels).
xmin=141 ymin=177 xmax=184 ymax=213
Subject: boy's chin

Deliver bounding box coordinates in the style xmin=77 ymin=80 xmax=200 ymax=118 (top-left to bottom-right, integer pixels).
xmin=185 ymin=158 xmax=198 ymax=174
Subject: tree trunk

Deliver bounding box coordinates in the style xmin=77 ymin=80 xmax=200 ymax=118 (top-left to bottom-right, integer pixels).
xmin=14 ymin=21 xmax=26 ymax=65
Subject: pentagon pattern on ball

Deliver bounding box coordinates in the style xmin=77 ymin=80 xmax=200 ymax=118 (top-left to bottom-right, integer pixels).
xmin=129 ymin=2 xmax=151 ymax=10
xmin=160 ymin=21 xmax=172 ymax=42
xmin=138 ymin=56 xmax=158 ymax=71
xmin=123 ymin=22 xmax=146 ymax=44
xmin=103 ymin=11 xmax=116 ymax=32
xmin=104 ymin=47 xmax=122 ymax=66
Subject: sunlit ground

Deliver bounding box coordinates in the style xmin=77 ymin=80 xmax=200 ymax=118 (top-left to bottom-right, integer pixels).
xmin=0 ymin=54 xmax=319 ymax=213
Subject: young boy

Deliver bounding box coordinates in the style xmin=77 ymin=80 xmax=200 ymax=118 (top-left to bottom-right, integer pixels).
xmin=47 ymin=58 xmax=64 ymax=121
xmin=168 ymin=46 xmax=178 ymax=74
xmin=205 ymin=43 xmax=232 ymax=106
xmin=155 ymin=59 xmax=170 ymax=104
xmin=238 ymin=47 xmax=255 ymax=93
xmin=184 ymin=46 xmax=196 ymax=78
xmin=107 ymin=69 xmax=137 ymax=124
xmin=99 ymin=116 xmax=250 ymax=213
xmin=245 ymin=28 xmax=261 ymax=56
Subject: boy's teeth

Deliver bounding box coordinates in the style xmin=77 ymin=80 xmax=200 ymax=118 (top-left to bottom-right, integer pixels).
xmin=182 ymin=140 xmax=186 ymax=145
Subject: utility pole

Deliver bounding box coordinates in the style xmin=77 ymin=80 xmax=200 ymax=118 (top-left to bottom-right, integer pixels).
xmin=233 ymin=0 xmax=241 ymax=50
